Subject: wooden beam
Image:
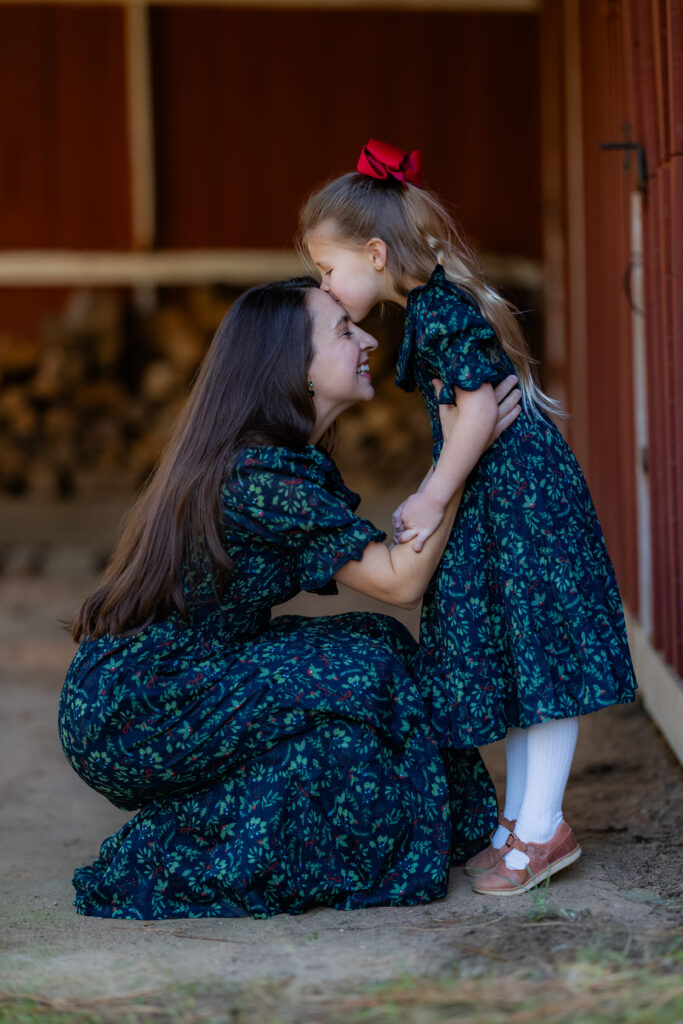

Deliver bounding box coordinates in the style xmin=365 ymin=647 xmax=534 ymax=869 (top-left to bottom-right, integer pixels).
xmin=0 ymin=249 xmax=540 ymax=288
xmin=0 ymin=249 xmax=305 ymax=286
xmin=0 ymin=0 xmax=540 ymax=10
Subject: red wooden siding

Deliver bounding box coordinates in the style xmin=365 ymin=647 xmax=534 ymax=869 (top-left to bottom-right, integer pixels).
xmin=543 ymin=0 xmax=683 ymax=676
xmin=580 ymin=0 xmax=639 ymax=613
xmin=0 ymin=4 xmax=131 ymax=249
xmin=627 ymin=0 xmax=683 ymax=672
xmin=150 ymin=8 xmax=541 ymax=255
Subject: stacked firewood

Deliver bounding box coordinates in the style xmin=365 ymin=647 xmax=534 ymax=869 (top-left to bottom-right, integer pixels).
xmin=0 ymin=289 xmax=431 ymax=500
xmin=0 ymin=287 xmax=234 ymax=499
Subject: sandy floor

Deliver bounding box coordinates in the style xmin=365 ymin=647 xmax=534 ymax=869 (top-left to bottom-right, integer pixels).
xmin=1 ymin=570 xmax=681 ymax=1015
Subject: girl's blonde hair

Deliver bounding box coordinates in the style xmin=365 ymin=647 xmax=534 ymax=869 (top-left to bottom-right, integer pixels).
xmin=299 ymin=172 xmax=560 ymax=417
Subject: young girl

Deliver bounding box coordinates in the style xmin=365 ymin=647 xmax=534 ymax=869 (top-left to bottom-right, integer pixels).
xmin=299 ymin=138 xmax=638 ymax=896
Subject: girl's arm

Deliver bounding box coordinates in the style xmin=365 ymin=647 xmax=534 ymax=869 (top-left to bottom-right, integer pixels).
xmin=397 ymin=379 xmax=514 ymax=551
xmin=391 ymin=375 xmax=519 ymax=546
xmin=335 ymin=376 xmax=520 ymax=607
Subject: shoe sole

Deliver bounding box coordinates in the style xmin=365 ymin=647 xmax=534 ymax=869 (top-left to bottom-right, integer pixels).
xmin=471 ymin=845 xmax=582 ymax=896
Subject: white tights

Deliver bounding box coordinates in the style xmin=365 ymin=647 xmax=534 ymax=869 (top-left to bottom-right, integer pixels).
xmin=490 ymin=717 xmax=579 ymax=869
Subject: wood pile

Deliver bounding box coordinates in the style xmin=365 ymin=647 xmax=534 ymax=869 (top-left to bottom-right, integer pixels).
xmin=0 ymin=287 xmax=234 ymax=500
xmin=0 ymin=287 xmax=432 ymax=501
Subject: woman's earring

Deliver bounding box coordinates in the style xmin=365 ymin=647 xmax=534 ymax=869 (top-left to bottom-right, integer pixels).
xmin=307 ymin=380 xmax=315 ymax=396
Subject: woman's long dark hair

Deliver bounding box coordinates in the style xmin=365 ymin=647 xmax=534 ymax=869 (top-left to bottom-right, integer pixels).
xmin=72 ymin=278 xmax=319 ymax=641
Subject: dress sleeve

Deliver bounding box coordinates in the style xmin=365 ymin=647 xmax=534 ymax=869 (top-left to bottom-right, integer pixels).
xmin=222 ymin=447 xmax=386 ymax=593
xmin=412 ymin=274 xmax=508 ymax=403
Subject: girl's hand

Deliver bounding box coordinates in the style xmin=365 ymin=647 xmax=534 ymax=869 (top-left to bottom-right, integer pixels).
xmin=396 ymin=490 xmax=447 ymax=552
xmin=392 ymin=499 xmax=407 ymax=545
xmin=391 ymin=464 xmax=435 ymax=542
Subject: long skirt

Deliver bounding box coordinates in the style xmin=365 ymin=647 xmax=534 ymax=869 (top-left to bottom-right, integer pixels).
xmin=59 ymin=612 xmax=496 ymax=919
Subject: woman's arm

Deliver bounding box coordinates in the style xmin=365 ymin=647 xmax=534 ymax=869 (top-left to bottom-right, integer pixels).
xmin=333 ymin=485 xmax=461 ymax=609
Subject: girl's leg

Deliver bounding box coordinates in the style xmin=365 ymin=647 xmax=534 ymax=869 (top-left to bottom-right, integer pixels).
xmin=490 ymin=726 xmax=528 ymax=847
xmin=503 ymin=716 xmax=579 ymax=870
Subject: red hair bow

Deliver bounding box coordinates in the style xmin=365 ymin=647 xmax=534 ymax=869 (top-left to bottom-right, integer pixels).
xmin=357 ymin=139 xmax=423 ymax=188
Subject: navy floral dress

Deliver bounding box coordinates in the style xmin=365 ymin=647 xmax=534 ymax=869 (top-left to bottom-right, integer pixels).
xmin=58 ymin=444 xmax=496 ymax=919
xmin=396 ymin=266 xmax=637 ymax=748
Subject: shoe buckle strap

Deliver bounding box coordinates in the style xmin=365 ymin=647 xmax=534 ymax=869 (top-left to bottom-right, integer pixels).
xmin=504 ymin=832 xmax=550 ymax=863
xmin=504 ymin=832 xmax=526 ymax=853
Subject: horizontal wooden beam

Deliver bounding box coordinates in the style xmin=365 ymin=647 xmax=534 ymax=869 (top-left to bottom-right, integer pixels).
xmin=0 ymin=0 xmax=540 ymax=10
xmin=0 ymin=250 xmax=305 ymax=286
xmin=0 ymin=249 xmax=542 ymax=289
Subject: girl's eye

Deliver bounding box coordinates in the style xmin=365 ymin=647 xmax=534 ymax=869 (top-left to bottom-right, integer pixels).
xmin=324 ymin=269 xmax=332 ymax=277
xmin=342 ymin=329 xmax=352 ymax=338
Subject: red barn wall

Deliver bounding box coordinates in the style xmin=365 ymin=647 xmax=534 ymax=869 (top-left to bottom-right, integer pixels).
xmin=542 ymin=0 xmax=683 ymax=676
xmin=0 ymin=4 xmax=131 ymax=249
xmin=150 ymin=8 xmax=541 ymax=255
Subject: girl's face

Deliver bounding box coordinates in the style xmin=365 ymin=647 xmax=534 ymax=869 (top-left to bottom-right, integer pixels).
xmin=306 ymin=224 xmax=390 ymax=323
xmin=306 ymin=288 xmax=378 ymax=438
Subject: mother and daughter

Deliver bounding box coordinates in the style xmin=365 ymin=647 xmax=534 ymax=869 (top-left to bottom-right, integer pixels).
xmin=58 ymin=140 xmax=636 ymax=918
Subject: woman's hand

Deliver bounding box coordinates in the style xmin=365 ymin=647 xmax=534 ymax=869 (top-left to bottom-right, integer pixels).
xmin=433 ymin=374 xmax=521 ymax=447
xmin=490 ymin=375 xmax=521 ymax=444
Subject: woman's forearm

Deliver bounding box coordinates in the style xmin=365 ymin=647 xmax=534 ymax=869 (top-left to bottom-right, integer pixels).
xmin=333 ymin=488 xmax=462 ymax=609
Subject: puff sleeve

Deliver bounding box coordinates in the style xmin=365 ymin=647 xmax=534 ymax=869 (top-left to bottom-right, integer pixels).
xmin=396 ymin=266 xmax=509 ymax=405
xmin=222 ymin=445 xmax=386 ymax=593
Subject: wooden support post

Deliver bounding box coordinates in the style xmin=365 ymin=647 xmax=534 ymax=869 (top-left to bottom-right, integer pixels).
xmin=125 ymin=1 xmax=156 ymax=249
xmin=562 ymin=0 xmax=589 ymax=474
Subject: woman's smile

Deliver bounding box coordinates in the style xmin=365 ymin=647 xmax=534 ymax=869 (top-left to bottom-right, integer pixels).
xmin=306 ymin=288 xmax=378 ymax=439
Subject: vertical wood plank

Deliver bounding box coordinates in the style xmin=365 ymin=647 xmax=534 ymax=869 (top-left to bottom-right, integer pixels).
xmin=562 ymin=0 xmax=590 ymax=472
xmin=125 ymin=1 xmax=156 ymax=249
xmin=671 ymin=155 xmax=683 ymax=670
xmin=540 ymin=0 xmax=568 ymax=412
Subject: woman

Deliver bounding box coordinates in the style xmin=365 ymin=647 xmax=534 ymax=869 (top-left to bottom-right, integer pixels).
xmin=59 ymin=278 xmax=520 ymax=919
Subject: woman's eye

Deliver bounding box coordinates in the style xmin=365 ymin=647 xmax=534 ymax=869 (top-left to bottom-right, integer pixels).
xmin=324 ymin=269 xmax=332 ymax=277
xmin=342 ymin=329 xmax=352 ymax=338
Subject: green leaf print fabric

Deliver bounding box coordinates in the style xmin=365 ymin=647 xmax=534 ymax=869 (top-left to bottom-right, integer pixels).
xmin=58 ymin=444 xmax=497 ymax=919
xmin=395 ymin=266 xmax=637 ymax=748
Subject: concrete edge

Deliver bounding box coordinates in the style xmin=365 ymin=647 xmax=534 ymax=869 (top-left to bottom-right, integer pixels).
xmin=625 ymin=607 xmax=683 ymax=766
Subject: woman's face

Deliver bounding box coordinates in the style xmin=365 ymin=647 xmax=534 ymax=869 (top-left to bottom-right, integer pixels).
xmin=306 ymin=288 xmax=378 ymax=437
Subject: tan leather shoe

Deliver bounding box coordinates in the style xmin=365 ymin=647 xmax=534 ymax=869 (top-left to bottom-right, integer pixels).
xmin=463 ymin=815 xmax=516 ymax=877
xmin=472 ymin=822 xmax=582 ymax=895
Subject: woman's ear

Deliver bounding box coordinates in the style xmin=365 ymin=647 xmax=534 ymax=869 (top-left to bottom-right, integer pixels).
xmin=366 ymin=237 xmax=388 ymax=272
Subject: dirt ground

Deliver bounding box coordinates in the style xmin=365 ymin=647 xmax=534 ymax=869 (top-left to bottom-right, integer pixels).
xmin=1 ymin=562 xmax=682 ymax=1023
